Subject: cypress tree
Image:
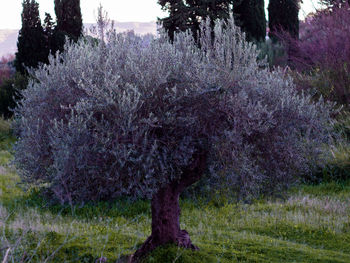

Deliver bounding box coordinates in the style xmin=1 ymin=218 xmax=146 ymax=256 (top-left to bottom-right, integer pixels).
xmin=268 ymin=0 xmax=300 ymax=39
xmin=15 ymin=0 xmax=48 ymax=74
xmin=158 ymin=0 xmax=233 ymax=41
xmin=53 ymin=0 xmax=83 ymax=52
xmin=233 ymin=0 xmax=266 ymax=42
xmin=43 ymin=13 xmax=55 ymax=54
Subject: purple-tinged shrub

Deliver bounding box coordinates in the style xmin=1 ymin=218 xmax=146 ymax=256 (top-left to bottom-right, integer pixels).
xmin=14 ymin=17 xmax=336 ymax=259
xmin=278 ymin=3 xmax=350 ymax=106
xmin=0 ymin=55 xmax=14 ymax=86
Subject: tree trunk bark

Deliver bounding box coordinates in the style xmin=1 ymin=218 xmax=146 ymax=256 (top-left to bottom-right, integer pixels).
xmin=131 ymin=150 xmax=207 ymax=262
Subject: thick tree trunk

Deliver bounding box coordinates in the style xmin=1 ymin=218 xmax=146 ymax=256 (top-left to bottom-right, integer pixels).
xmin=131 ymin=150 xmax=207 ymax=262
xmin=131 ymin=184 xmax=197 ymax=261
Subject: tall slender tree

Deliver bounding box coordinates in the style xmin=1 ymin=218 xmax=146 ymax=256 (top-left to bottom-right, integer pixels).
xmin=15 ymin=0 xmax=48 ymax=74
xmin=233 ymin=0 xmax=266 ymax=42
xmin=43 ymin=13 xmax=55 ymax=54
xmin=268 ymin=0 xmax=300 ymax=39
xmin=53 ymin=0 xmax=83 ymax=52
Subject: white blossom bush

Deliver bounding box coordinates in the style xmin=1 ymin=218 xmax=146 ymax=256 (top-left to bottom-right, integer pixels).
xmin=14 ymin=17 xmax=334 ymax=205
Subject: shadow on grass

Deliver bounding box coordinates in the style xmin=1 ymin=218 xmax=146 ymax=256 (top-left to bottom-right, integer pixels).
xmin=3 ymin=187 xmax=151 ymax=221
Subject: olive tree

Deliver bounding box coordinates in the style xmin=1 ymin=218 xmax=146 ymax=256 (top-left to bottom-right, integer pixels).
xmin=14 ymin=17 xmax=334 ymax=261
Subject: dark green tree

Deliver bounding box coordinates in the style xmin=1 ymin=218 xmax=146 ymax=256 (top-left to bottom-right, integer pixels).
xmin=268 ymin=0 xmax=300 ymax=40
xmin=0 ymin=73 xmax=28 ymax=118
xmin=43 ymin=12 xmax=55 ymax=54
xmin=158 ymin=0 xmax=233 ymax=41
xmin=53 ymin=0 xmax=83 ymax=52
xmin=233 ymin=0 xmax=266 ymax=42
xmin=158 ymin=0 xmax=188 ymax=41
xmin=15 ymin=0 xmax=48 ymax=74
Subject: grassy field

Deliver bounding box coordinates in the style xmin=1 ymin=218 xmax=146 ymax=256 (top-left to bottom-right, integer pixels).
xmin=1 ymin=134 xmax=350 ymax=262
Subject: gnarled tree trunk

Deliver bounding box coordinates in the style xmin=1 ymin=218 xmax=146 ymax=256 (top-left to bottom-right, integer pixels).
xmin=131 ymin=150 xmax=207 ymax=262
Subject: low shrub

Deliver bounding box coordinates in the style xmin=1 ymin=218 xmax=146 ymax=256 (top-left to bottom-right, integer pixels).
xmin=307 ymin=143 xmax=350 ymax=183
xmin=332 ymin=111 xmax=350 ymax=142
xmin=302 ymin=111 xmax=350 ymax=184
xmin=0 ymin=116 xmax=11 ymax=134
xmin=0 ymin=55 xmax=15 ymax=86
xmin=0 ymin=73 xmax=27 ymax=118
xmin=257 ymin=38 xmax=288 ymax=68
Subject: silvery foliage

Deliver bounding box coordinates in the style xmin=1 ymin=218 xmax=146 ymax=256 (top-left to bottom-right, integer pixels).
xmin=14 ymin=16 xmax=335 ymax=203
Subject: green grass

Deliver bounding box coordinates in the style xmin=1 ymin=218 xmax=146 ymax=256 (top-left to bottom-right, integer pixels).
xmin=1 ymin=134 xmax=350 ymax=262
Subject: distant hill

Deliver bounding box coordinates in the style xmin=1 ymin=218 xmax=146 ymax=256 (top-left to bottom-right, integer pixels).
xmin=109 ymin=21 xmax=157 ymax=35
xmin=0 ymin=29 xmax=18 ymax=57
xmin=0 ymin=21 xmax=157 ymax=57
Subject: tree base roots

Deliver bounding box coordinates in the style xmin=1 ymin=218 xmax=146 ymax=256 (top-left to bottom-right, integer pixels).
xmin=131 ymin=229 xmax=198 ymax=262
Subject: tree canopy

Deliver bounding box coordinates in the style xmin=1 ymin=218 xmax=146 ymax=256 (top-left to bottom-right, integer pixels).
xmin=14 ymin=16 xmax=334 ymax=261
xmin=159 ymin=0 xmax=267 ymax=42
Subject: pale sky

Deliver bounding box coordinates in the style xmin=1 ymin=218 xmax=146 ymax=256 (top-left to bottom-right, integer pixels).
xmin=0 ymin=0 xmax=322 ymax=30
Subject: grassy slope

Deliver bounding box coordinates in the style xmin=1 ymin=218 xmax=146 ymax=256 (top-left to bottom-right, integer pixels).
xmin=1 ymin=138 xmax=350 ymax=262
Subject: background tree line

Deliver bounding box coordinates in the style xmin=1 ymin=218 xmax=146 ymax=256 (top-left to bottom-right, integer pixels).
xmin=0 ymin=0 xmax=301 ymax=118
xmin=15 ymin=0 xmax=83 ymax=75
xmin=159 ymin=0 xmax=300 ymax=42
xmin=0 ymin=0 xmax=82 ymax=118
xmin=16 ymin=0 xmax=301 ymax=76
